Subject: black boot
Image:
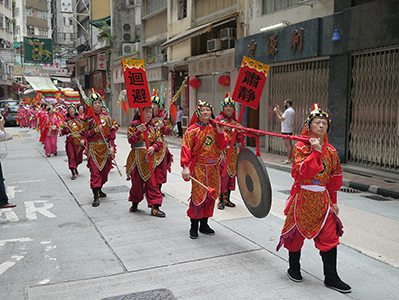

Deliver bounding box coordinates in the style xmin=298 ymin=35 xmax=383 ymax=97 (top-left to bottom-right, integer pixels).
xmin=199 ymin=217 xmax=215 ymax=235
xmin=99 ymin=185 xmax=107 ymax=198
xmin=151 ymin=204 xmax=166 ymax=217
xmin=224 ymin=189 xmax=236 ymax=207
xmin=288 ymin=251 xmax=303 ymax=282
xmin=189 ymin=218 xmax=199 ymax=239
xmin=217 ymin=193 xmax=225 ymax=210
xmin=71 ymin=168 xmax=77 ymax=180
xmin=158 ymin=184 xmax=165 ymax=197
xmin=321 ymin=246 xmax=352 ymax=293
xmin=92 ymin=188 xmax=100 ymax=207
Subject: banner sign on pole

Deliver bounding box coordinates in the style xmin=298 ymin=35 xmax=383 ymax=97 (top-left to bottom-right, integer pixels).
xmin=23 ymin=37 xmax=53 ymax=64
xmin=121 ymin=59 xmax=151 ymax=109
xmin=232 ymin=56 xmax=270 ymax=110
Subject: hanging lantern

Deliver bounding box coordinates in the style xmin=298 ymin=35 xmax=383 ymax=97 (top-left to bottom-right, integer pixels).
xmin=189 ymin=77 xmax=201 ymax=89
xmin=218 ymin=75 xmax=230 ymax=87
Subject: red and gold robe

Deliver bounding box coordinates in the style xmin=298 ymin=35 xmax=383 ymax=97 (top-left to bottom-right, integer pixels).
xmin=181 ymin=121 xmax=229 ymax=206
xmin=82 ymin=113 xmax=117 ymax=171
xmin=125 ymin=120 xmax=162 ymax=181
xmin=277 ymin=141 xmax=344 ymax=251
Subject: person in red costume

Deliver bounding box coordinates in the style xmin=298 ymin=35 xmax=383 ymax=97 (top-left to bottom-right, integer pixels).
xmin=181 ymin=100 xmax=228 ymax=239
xmin=60 ymin=104 xmax=85 ymax=180
xmin=126 ymin=106 xmax=165 ymax=217
xmin=81 ymin=91 xmax=117 ymax=207
xmin=41 ymin=105 xmax=62 ymax=157
xmin=276 ymin=104 xmax=351 ymax=293
xmin=215 ymin=93 xmax=243 ymax=210
xmin=150 ymin=91 xmax=173 ymax=197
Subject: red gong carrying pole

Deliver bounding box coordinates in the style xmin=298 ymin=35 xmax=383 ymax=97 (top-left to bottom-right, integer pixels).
xmin=140 ymin=107 xmax=157 ymax=187
xmin=215 ymin=121 xmax=311 ymax=144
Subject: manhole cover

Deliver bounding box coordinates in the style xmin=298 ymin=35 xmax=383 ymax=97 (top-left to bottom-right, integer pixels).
xmin=102 ymin=185 xmax=130 ymax=194
xmin=364 ymin=195 xmax=393 ymax=201
xmin=101 ymin=288 xmax=176 ymax=300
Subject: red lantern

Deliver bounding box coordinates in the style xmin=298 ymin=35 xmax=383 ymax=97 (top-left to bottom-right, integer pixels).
xmin=218 ymin=75 xmax=230 ymax=87
xmin=189 ymin=77 xmax=201 ymax=89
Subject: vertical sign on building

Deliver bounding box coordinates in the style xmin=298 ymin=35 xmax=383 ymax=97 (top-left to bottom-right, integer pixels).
xmin=61 ymin=0 xmax=73 ymax=13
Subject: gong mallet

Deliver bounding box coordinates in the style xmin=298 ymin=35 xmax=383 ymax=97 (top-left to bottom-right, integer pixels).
xmin=189 ymin=176 xmax=217 ymax=198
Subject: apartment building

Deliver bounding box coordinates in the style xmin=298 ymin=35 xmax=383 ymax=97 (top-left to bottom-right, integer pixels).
xmin=0 ymin=0 xmax=14 ymax=98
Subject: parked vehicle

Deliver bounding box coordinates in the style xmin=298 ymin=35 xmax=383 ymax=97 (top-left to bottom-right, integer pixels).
xmin=0 ymin=100 xmax=19 ymax=126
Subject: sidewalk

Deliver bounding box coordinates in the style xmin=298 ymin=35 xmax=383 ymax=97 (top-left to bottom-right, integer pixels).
xmin=161 ymin=134 xmax=399 ymax=200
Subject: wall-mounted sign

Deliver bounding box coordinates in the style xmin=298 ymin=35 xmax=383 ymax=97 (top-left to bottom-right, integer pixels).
xmin=23 ymin=37 xmax=53 ymax=64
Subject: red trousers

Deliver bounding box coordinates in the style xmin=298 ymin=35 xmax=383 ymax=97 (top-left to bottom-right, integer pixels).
xmin=129 ymin=167 xmax=163 ymax=207
xmin=187 ymin=195 xmax=216 ymax=219
xmin=155 ymin=149 xmax=173 ymax=184
xmin=66 ymin=140 xmax=83 ymax=169
xmin=45 ymin=135 xmax=57 ymax=156
xmin=219 ymin=164 xmax=236 ymax=193
xmin=87 ymin=157 xmax=111 ymax=189
xmin=283 ymin=212 xmax=340 ymax=252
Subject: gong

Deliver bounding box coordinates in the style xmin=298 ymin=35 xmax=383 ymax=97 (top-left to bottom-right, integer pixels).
xmin=237 ymin=147 xmax=272 ymax=218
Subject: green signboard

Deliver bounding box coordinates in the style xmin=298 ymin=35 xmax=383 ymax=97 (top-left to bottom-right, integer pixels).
xmin=23 ymin=37 xmax=53 ymax=64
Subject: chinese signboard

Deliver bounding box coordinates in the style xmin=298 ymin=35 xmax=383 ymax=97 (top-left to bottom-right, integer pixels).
xmin=24 ymin=37 xmax=53 ymax=64
xmin=97 ymin=54 xmax=106 ymax=70
xmin=121 ymin=59 xmax=151 ymax=108
xmin=232 ymin=56 xmax=270 ymax=110
xmin=42 ymin=59 xmax=61 ymax=71
xmin=189 ymin=53 xmax=234 ymax=77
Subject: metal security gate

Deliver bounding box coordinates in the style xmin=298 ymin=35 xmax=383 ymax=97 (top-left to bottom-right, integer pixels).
xmin=268 ymin=58 xmax=330 ymax=155
xmin=196 ymin=74 xmax=230 ymax=115
xmin=349 ymin=48 xmax=399 ymax=170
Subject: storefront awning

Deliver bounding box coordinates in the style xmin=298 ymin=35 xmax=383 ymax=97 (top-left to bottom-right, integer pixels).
xmin=89 ymin=16 xmax=111 ymax=29
xmin=24 ymin=76 xmax=58 ymax=91
xmin=51 ymin=76 xmax=71 ymax=83
xmin=161 ymin=12 xmax=240 ymax=50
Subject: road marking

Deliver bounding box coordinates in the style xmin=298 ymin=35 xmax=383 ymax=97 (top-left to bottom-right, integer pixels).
xmin=0 ymin=238 xmax=33 ymax=276
xmin=6 ymin=186 xmax=23 ymax=199
xmin=25 ymin=201 xmax=57 ymax=220
xmin=0 ymin=208 xmax=19 ymax=222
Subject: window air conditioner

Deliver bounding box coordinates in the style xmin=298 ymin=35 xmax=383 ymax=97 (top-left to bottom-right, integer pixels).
xmin=207 ymin=39 xmax=222 ymax=52
xmin=122 ymin=43 xmax=136 ymax=55
xmin=220 ymin=28 xmax=236 ymax=39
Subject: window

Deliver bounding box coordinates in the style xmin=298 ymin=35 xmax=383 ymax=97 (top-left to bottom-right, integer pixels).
xmin=16 ymin=26 xmax=20 ymax=35
xmin=39 ymin=28 xmax=48 ymax=36
xmin=0 ymin=15 xmax=3 ymax=28
xmin=5 ymin=17 xmax=10 ymax=31
xmin=4 ymin=0 xmax=10 ymax=7
xmin=126 ymin=0 xmax=135 ymax=6
xmin=27 ymin=25 xmax=34 ymax=34
xmin=16 ymin=7 xmax=20 ymax=17
xmin=38 ymin=11 xmax=47 ymax=19
xmin=69 ymin=18 xmax=73 ymax=26
xmin=146 ymin=0 xmax=167 ymax=16
xmin=26 ymin=8 xmax=34 ymax=17
xmin=263 ymin=0 xmax=297 ymax=14
xmin=178 ymin=0 xmax=187 ymax=20
xmin=63 ymin=17 xmax=66 ymax=26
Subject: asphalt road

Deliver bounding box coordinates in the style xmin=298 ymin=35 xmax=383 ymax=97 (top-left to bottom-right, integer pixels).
xmin=1 ymin=127 xmax=398 ymax=300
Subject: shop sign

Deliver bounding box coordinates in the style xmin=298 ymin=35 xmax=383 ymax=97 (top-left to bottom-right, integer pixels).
xmin=97 ymin=54 xmax=106 ymax=70
xmin=42 ymin=59 xmax=61 ymax=71
xmin=113 ymin=63 xmax=124 ymax=84
xmin=146 ymin=66 xmax=168 ymax=82
xmin=93 ymin=73 xmax=104 ymax=91
xmin=189 ymin=53 xmax=234 ymax=77
xmin=23 ymin=37 xmax=53 ymax=64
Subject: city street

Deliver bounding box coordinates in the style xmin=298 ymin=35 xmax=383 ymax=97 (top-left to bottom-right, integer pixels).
xmin=1 ymin=127 xmax=399 ymax=300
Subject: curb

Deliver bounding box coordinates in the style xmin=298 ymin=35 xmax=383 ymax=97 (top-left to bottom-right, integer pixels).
xmin=160 ymin=136 xmax=399 ymax=200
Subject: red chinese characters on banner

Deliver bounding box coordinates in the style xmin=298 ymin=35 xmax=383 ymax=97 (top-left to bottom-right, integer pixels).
xmin=232 ymin=56 xmax=270 ymax=110
xmin=121 ymin=59 xmax=151 ymax=108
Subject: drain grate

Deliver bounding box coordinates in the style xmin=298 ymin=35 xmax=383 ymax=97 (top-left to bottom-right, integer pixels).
xmin=349 ymin=182 xmax=370 ymax=192
xmin=102 ymin=185 xmax=130 ymax=194
xmin=377 ymin=188 xmax=399 ymax=199
xmin=340 ymin=187 xmax=361 ymax=193
xmin=101 ymin=289 xmax=176 ymax=300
